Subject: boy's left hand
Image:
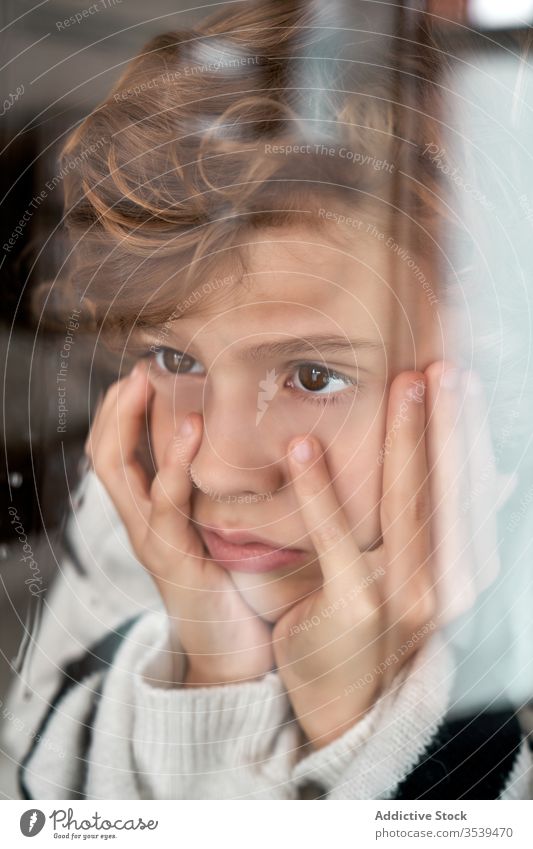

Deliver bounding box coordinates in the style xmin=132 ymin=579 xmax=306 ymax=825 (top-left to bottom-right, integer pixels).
xmin=272 ymin=368 xmax=437 ymax=750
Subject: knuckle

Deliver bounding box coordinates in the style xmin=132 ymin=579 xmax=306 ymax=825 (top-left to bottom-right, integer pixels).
xmin=407 ymin=491 xmax=431 ymax=524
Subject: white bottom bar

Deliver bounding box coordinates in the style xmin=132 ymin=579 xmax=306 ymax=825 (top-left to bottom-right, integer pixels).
xmin=2 ymin=799 xmax=533 ymax=848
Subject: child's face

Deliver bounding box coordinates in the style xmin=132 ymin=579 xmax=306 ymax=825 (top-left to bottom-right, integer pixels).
xmin=145 ymin=224 xmax=441 ymax=622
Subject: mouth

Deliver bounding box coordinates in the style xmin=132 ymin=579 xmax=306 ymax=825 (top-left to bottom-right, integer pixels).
xmin=198 ymin=526 xmax=309 ymax=574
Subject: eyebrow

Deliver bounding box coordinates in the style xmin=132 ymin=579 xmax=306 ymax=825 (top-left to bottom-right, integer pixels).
xmin=143 ymin=328 xmax=384 ymax=362
xmin=235 ymin=335 xmax=383 ymax=362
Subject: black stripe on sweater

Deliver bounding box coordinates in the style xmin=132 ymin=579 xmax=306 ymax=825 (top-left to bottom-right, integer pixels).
xmin=19 ymin=615 xmax=140 ymax=800
xmin=393 ymin=709 xmax=524 ymax=799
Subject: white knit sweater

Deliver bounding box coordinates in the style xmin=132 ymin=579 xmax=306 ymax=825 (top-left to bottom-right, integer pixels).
xmin=3 ymin=472 xmax=531 ymax=800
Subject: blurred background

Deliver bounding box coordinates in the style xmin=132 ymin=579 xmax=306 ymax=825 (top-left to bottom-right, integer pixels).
xmin=1 ymin=0 xmax=533 ymax=798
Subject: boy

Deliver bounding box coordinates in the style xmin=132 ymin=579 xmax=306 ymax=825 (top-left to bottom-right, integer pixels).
xmin=5 ymin=0 xmax=531 ymax=799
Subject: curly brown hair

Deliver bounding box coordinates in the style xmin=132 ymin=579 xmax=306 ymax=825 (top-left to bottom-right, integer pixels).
xmin=51 ymin=0 xmax=459 ymax=350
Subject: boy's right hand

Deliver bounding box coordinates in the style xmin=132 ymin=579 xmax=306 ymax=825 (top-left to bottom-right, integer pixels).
xmin=85 ymin=361 xmax=274 ymax=686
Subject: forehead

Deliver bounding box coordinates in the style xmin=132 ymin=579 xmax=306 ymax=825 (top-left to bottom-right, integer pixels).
xmin=149 ymin=223 xmax=438 ymax=358
xmin=187 ymin=226 xmax=399 ymax=321
xmin=239 ymin=226 xmax=388 ymax=301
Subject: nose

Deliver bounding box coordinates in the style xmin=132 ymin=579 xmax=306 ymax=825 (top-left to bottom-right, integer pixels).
xmin=189 ymin=384 xmax=286 ymax=501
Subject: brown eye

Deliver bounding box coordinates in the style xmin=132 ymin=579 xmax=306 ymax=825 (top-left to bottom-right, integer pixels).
xmin=297 ymin=364 xmax=331 ymax=392
xmin=288 ymin=362 xmax=356 ymax=401
xmin=155 ymin=347 xmax=204 ymax=375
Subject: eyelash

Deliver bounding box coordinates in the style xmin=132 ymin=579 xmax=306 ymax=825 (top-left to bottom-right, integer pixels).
xmin=145 ymin=346 xmax=359 ymax=407
xmin=290 ymin=388 xmax=354 ymax=407
xmin=285 ymin=365 xmax=359 ymax=406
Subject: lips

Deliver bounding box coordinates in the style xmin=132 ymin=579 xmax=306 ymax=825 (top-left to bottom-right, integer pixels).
xmin=199 ymin=526 xmax=308 ymax=574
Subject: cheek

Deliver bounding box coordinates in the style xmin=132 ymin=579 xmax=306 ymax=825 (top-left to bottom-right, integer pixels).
xmin=230 ymin=563 xmax=323 ymax=622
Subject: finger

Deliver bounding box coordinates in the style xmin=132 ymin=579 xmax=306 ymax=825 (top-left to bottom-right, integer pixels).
xmin=287 ymin=434 xmax=370 ymax=600
xmin=381 ymin=371 xmax=434 ymax=628
xmin=85 ymin=363 xmax=143 ymax=456
xmin=84 ymin=381 xmax=120 ymax=457
xmin=425 ymin=361 xmax=473 ymax=621
xmin=88 ymin=363 xmax=154 ymax=546
xmin=460 ymin=370 xmax=501 ymax=594
xmin=147 ymin=413 xmax=206 ymax=583
xmin=84 ymin=389 xmax=105 ymax=457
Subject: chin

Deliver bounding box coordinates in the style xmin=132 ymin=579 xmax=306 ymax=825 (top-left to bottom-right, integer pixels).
xmin=230 ymin=563 xmax=322 ymax=624
xmin=257 ymin=608 xmax=284 ymax=624
xmin=246 ymin=597 xmax=300 ymax=625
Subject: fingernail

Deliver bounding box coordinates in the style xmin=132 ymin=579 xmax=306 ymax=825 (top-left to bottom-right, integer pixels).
xmin=290 ymin=438 xmax=313 ymax=463
xmin=130 ymin=362 xmax=143 ymax=380
xmin=440 ymin=367 xmax=460 ymax=390
xmin=406 ymin=379 xmax=425 ymax=403
xmin=180 ymin=415 xmax=194 ymax=438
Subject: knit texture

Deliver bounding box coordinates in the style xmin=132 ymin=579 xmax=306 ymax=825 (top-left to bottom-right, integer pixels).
xmin=82 ymin=612 xmax=453 ymax=799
